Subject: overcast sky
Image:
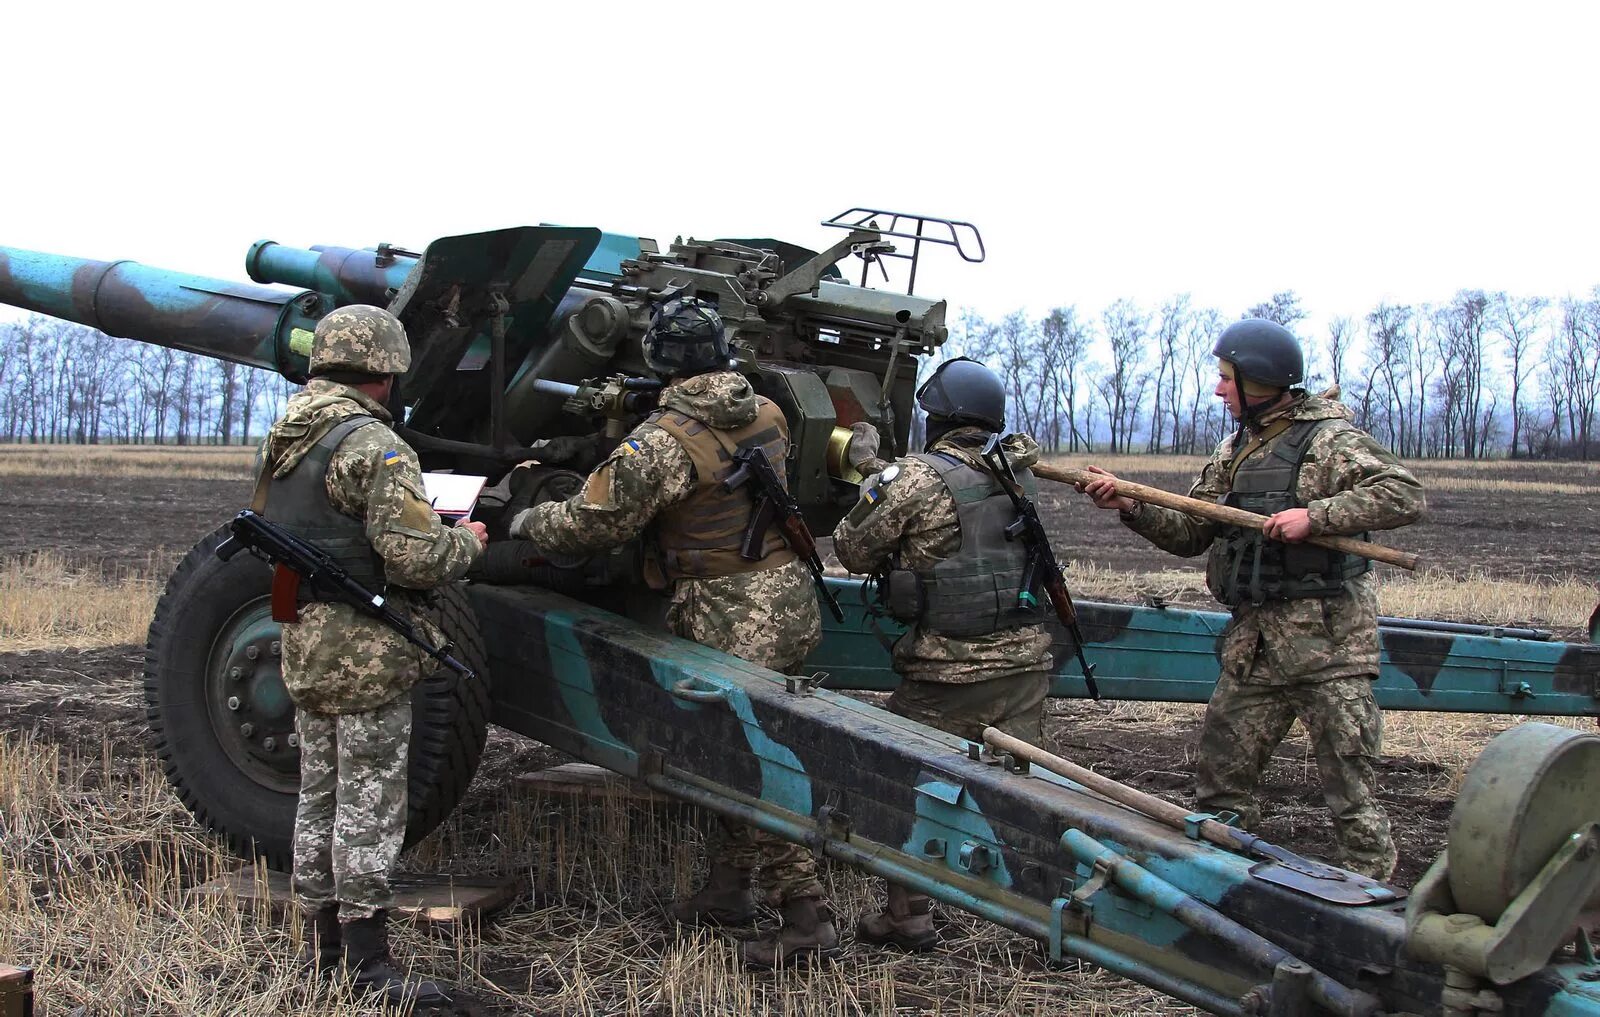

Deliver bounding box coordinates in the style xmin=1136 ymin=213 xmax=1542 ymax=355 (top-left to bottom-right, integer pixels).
xmin=5 ymin=2 xmax=1597 ymax=343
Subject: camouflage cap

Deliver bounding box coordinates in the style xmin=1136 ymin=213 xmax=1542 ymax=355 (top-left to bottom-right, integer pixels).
xmin=309 ymin=305 xmax=411 ymax=376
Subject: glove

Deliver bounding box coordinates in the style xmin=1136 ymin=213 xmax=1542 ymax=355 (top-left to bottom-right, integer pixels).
xmin=845 ymin=421 xmax=882 ymax=470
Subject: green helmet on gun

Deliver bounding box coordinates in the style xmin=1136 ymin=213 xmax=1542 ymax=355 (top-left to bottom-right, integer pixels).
xmin=309 ymin=304 xmax=412 ymax=378
xmin=642 ymin=297 xmax=732 ymax=378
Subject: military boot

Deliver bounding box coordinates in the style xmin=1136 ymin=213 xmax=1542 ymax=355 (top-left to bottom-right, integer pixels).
xmin=340 ymin=911 xmax=453 ymax=1009
xmin=671 ymin=862 xmax=757 ymax=927
xmin=740 ymin=895 xmax=841 ymax=969
xmin=299 ymin=904 xmax=342 ymax=976
xmin=855 ymin=881 xmax=938 ymax=952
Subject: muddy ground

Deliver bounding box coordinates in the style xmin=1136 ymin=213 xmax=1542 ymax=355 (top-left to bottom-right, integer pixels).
xmin=1 ymin=457 xmax=1597 ymax=1009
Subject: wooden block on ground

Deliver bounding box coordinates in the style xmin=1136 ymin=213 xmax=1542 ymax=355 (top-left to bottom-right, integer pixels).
xmin=0 ymin=963 xmax=34 ymax=1017
xmin=188 ymin=867 xmax=522 ymax=924
xmin=515 ymin=762 xmax=669 ymax=804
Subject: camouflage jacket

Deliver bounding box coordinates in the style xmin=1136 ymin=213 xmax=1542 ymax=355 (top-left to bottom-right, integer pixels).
xmin=1124 ymin=393 xmax=1425 ymax=685
xmin=518 ymin=371 xmax=821 ymax=672
xmin=262 ymin=379 xmax=482 ymax=713
xmin=833 ymin=428 xmax=1055 ymax=684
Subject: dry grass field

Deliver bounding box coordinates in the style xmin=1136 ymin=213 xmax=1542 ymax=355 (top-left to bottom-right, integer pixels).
xmin=2 ymin=444 xmax=1599 ymax=1014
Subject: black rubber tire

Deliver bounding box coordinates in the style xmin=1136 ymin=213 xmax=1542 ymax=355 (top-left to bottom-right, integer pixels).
xmin=144 ymin=524 xmax=491 ymax=870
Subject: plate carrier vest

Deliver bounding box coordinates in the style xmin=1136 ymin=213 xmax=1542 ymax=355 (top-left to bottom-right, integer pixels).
xmin=884 ymin=450 xmax=1047 ymax=637
xmin=643 ymin=397 xmax=797 ymax=588
xmin=1212 ymin=417 xmax=1371 ymax=606
xmin=253 ymin=414 xmax=388 ymax=603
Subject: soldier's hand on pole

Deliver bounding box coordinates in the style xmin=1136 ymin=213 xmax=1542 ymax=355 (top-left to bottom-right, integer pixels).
xmin=1076 ymin=465 xmax=1137 ymax=513
xmin=1262 ymin=508 xmax=1311 ymax=543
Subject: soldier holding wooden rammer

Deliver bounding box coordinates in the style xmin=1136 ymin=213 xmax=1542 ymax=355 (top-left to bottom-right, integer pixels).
xmin=1078 ymin=319 xmax=1425 ymax=880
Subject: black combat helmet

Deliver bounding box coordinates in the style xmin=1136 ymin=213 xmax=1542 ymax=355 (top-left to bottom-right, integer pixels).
xmin=642 ymin=296 xmax=733 ymax=378
xmin=916 ymin=357 xmax=1006 ymax=432
xmin=1212 ymin=318 xmax=1305 ymax=389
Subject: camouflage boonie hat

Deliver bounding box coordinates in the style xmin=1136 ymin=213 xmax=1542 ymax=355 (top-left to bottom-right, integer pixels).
xmin=309 ymin=304 xmax=411 ymax=376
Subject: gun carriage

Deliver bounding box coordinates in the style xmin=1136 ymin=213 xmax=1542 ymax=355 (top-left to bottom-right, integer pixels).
xmin=4 ymin=215 xmax=1600 ymax=1015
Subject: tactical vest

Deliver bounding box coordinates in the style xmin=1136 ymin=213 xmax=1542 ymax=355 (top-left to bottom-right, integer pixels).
xmin=1212 ymin=418 xmax=1371 ymax=606
xmin=884 ymin=451 xmax=1047 ymax=637
xmin=254 ymin=415 xmax=388 ymax=601
xmin=643 ymin=397 xmax=797 ymax=587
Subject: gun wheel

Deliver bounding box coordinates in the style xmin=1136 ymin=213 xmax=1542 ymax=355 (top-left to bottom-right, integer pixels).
xmin=144 ymin=523 xmax=491 ymax=870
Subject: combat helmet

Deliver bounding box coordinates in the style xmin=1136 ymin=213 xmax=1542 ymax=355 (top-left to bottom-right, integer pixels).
xmin=916 ymin=357 xmax=1006 ymax=432
xmin=1212 ymin=318 xmax=1304 ymax=392
xmin=309 ymin=304 xmax=412 ymax=377
xmin=642 ymin=297 xmax=732 ymax=378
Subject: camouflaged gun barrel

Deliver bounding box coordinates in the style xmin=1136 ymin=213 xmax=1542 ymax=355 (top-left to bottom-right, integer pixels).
xmin=245 ymin=240 xmax=417 ymax=308
xmin=0 ymin=245 xmax=321 ymax=379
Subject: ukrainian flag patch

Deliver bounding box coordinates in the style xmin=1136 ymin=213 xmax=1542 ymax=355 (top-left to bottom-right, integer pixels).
xmin=621 ymin=439 xmax=643 ymax=455
xmin=382 ymin=450 xmax=401 ymax=467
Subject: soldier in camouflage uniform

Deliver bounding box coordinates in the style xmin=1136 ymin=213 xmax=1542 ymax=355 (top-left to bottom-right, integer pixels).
xmin=833 ymin=357 xmax=1053 ymax=950
xmin=1079 ymin=319 xmax=1424 ymax=880
xmin=257 ymin=305 xmax=487 ymax=1006
xmin=509 ymin=297 xmax=834 ymax=968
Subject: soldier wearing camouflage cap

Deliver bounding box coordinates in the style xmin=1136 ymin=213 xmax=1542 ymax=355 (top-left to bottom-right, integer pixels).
xmin=832 ymin=357 xmax=1053 ymax=952
xmin=509 ymin=297 xmax=835 ymax=968
xmin=1078 ymin=318 xmax=1425 ymax=880
xmin=256 ymin=304 xmax=488 ymax=1005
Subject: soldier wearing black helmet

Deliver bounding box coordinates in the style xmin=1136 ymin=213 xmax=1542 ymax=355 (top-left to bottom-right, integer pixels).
xmin=510 ymin=296 xmax=836 ymax=968
xmin=833 ymin=357 xmax=1053 ymax=951
xmin=1078 ymin=318 xmax=1425 ymax=880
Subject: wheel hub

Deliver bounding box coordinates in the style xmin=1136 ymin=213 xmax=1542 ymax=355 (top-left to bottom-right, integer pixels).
xmin=207 ymin=601 xmax=299 ymax=793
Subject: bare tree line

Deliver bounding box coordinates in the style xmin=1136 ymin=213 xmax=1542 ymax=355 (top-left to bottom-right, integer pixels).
xmin=0 ymin=316 xmax=291 ymax=445
xmin=5 ymin=284 xmax=1600 ymax=459
xmin=933 ymin=288 xmax=1600 ymax=459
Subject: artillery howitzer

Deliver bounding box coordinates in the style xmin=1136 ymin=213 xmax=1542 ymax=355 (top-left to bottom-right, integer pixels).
xmin=6 ymin=217 xmax=1600 ymax=1015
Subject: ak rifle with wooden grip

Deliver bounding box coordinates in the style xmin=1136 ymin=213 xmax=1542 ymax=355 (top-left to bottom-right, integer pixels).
xmin=215 ymin=509 xmax=476 ymax=680
xmin=1035 ymin=463 xmax=1421 ymax=571
xmin=980 ymin=436 xmax=1099 ymax=699
xmin=721 ymin=445 xmax=846 ymax=623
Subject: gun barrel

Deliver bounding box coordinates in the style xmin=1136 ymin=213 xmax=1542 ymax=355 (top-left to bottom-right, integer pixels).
xmin=246 ymin=241 xmax=417 ymax=308
xmin=0 ymin=246 xmax=321 ymax=379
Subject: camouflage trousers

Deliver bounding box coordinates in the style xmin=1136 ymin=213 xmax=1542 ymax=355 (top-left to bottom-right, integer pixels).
xmin=1195 ymin=672 xmax=1396 ymax=880
xmin=685 ymin=597 xmax=827 ymax=906
xmin=708 ymin=817 xmax=826 ymax=903
xmin=292 ymin=695 xmax=411 ymax=920
xmin=887 ymin=671 xmax=1051 ymax=746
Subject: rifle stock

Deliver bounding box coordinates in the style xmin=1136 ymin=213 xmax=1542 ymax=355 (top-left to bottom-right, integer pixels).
xmin=1034 ymin=463 xmax=1420 ymax=571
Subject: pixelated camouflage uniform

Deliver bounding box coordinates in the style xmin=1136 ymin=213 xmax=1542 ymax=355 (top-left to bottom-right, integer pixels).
xmin=515 ymin=370 xmax=826 ymax=903
xmin=261 ymin=378 xmax=482 ymax=919
xmin=1122 ymin=392 xmax=1425 ymax=878
xmin=833 ymin=428 xmax=1054 ymax=744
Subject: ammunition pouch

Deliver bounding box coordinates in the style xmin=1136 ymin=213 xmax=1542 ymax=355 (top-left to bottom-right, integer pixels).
xmin=884 ymin=569 xmax=924 ymax=622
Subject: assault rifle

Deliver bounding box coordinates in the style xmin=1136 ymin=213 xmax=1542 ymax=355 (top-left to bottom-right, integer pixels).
xmin=722 ymin=445 xmax=846 ymax=623
xmin=979 ymin=436 xmax=1099 ymax=699
xmin=215 ymin=509 xmax=476 ymax=681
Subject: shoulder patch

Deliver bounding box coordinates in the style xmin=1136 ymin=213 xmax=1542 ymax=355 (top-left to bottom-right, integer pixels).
xmin=620 ymin=438 xmax=643 ymax=455
xmin=382 ymin=449 xmax=401 ymax=466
